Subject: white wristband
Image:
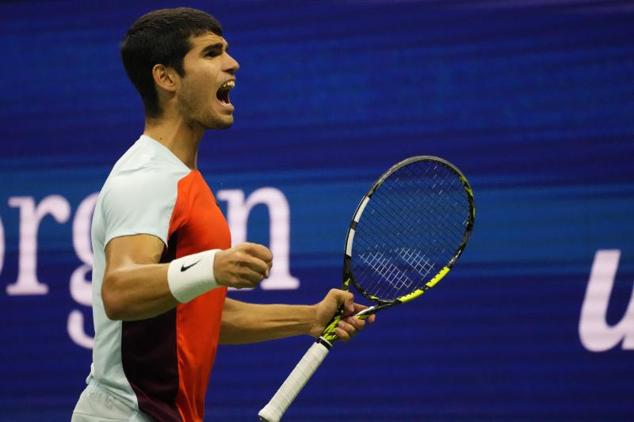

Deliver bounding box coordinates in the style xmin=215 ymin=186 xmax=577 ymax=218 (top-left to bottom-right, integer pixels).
xmin=167 ymin=249 xmax=221 ymax=303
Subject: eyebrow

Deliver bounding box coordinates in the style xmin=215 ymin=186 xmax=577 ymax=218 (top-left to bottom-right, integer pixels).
xmin=202 ymin=42 xmax=228 ymax=54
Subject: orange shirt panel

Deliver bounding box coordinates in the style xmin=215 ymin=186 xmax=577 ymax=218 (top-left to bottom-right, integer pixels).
xmin=168 ymin=171 xmax=231 ymax=422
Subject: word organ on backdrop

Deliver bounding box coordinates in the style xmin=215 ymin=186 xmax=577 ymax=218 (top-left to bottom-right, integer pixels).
xmin=1 ymin=188 xmax=299 ymax=348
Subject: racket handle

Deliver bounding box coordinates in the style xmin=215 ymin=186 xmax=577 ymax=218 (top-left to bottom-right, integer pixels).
xmin=258 ymin=340 xmax=331 ymax=422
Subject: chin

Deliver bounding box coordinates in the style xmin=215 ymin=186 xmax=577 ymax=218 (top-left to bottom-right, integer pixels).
xmin=217 ymin=117 xmax=234 ymax=130
xmin=205 ymin=115 xmax=234 ymax=130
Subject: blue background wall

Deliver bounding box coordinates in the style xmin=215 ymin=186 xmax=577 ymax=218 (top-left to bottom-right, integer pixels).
xmin=1 ymin=1 xmax=633 ymax=420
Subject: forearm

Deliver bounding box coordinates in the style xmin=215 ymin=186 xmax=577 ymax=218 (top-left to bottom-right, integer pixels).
xmin=220 ymin=298 xmax=317 ymax=344
xmin=102 ymin=263 xmax=178 ymax=321
xmin=102 ymin=240 xmax=272 ymax=322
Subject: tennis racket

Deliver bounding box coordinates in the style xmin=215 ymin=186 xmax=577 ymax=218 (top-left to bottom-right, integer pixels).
xmin=258 ymin=155 xmax=475 ymax=422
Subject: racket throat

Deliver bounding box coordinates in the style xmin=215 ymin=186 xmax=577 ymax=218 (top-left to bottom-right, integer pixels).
xmin=355 ymin=302 xmax=398 ymax=318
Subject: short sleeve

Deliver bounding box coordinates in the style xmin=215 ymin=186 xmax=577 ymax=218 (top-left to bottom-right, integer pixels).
xmin=101 ymin=169 xmax=182 ymax=247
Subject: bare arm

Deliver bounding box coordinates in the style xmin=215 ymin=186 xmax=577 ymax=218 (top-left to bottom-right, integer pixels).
xmin=220 ymin=289 xmax=375 ymax=345
xmin=220 ymin=298 xmax=316 ymax=344
xmin=102 ymin=234 xmax=175 ymax=320
xmin=102 ymin=235 xmax=272 ymax=321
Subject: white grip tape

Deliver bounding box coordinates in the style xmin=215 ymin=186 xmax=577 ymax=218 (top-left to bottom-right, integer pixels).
xmin=258 ymin=341 xmax=330 ymax=422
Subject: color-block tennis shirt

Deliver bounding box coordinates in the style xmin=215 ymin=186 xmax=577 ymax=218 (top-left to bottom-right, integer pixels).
xmin=88 ymin=134 xmax=231 ymax=421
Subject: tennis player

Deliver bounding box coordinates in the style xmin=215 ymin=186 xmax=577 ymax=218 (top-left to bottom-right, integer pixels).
xmin=71 ymin=7 xmax=373 ymax=422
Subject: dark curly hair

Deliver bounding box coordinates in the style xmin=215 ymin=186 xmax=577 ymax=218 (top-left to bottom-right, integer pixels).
xmin=120 ymin=8 xmax=223 ymax=118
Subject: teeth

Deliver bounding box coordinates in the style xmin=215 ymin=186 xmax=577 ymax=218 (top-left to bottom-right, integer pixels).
xmin=221 ymin=80 xmax=235 ymax=90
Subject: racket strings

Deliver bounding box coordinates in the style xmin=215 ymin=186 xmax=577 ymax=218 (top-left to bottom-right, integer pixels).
xmin=358 ymin=250 xmax=415 ymax=293
xmin=398 ymin=247 xmax=434 ymax=278
xmin=351 ymin=160 xmax=470 ymax=302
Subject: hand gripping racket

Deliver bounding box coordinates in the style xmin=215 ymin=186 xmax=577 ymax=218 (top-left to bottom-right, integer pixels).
xmin=258 ymin=156 xmax=475 ymax=421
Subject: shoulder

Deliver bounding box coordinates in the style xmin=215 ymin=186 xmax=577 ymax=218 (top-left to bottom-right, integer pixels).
xmin=94 ymin=136 xmax=195 ymax=246
xmin=100 ymin=171 xmax=191 ymax=228
xmin=98 ymin=164 xmax=192 ymax=246
xmin=102 ymin=138 xmax=192 ymax=207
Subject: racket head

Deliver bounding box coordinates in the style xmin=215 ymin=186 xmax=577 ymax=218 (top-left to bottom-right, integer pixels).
xmin=343 ymin=156 xmax=475 ymax=305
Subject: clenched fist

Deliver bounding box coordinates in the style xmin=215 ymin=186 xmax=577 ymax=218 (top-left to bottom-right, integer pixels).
xmin=214 ymin=242 xmax=273 ymax=289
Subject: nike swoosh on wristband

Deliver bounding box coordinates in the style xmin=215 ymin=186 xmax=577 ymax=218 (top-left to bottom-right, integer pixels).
xmin=180 ymin=259 xmax=202 ymax=272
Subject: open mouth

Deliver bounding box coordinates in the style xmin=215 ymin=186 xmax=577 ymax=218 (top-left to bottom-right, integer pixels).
xmin=216 ymin=80 xmax=235 ymax=105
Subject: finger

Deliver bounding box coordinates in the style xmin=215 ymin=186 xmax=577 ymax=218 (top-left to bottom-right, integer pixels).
xmin=352 ymin=303 xmax=367 ymax=313
xmin=338 ymin=320 xmax=357 ymax=337
xmin=330 ymin=289 xmax=354 ymax=315
xmin=344 ymin=299 xmax=355 ymax=316
xmin=335 ymin=327 xmax=351 ymax=342
xmin=240 ymin=255 xmax=269 ymax=277
xmin=238 ymin=268 xmax=266 ymax=287
xmin=343 ymin=316 xmax=366 ymax=330
xmin=241 ymin=242 xmax=273 ymax=263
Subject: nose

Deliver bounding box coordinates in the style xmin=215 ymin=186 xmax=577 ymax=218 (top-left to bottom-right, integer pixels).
xmin=225 ymin=52 xmax=240 ymax=75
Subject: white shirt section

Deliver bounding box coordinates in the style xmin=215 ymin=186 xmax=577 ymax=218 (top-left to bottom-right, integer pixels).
xmin=100 ymin=135 xmax=191 ymax=247
xmin=87 ymin=135 xmax=191 ymax=408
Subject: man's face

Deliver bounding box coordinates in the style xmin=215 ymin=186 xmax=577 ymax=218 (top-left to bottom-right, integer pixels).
xmin=176 ymin=32 xmax=239 ymax=129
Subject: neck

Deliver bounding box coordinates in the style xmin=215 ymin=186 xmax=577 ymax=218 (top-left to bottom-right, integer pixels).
xmin=143 ymin=113 xmax=204 ymax=170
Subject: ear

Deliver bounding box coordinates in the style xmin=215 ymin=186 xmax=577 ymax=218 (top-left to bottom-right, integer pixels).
xmin=151 ymin=64 xmax=179 ymax=93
